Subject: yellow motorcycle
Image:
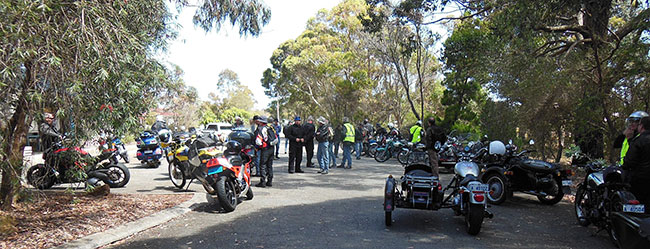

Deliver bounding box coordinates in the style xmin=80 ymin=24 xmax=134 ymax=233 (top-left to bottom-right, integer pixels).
xmin=168 ymin=135 xmax=222 ymax=190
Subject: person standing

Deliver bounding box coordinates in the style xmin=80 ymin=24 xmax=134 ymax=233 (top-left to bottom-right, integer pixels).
xmin=273 ymin=119 xmax=282 ymax=159
xmin=339 ymin=117 xmax=355 ymax=169
xmin=39 ymin=113 xmax=62 ymax=151
xmin=355 ymin=123 xmax=364 ymax=160
xmin=254 ymin=116 xmax=275 ymax=187
xmin=615 ymin=111 xmax=649 ymax=165
xmin=304 ymin=116 xmax=316 ymax=167
xmin=328 ymin=122 xmax=338 ymax=169
xmin=410 ymin=120 xmax=423 ymax=143
xmin=283 ymin=120 xmax=292 ymax=154
xmin=333 ymin=123 xmax=344 ymax=158
xmin=622 ymin=116 xmax=650 ymax=206
xmin=287 ymin=116 xmax=306 ymax=173
xmin=424 ymin=117 xmax=446 ymax=177
xmin=315 ymin=117 xmax=331 ymax=174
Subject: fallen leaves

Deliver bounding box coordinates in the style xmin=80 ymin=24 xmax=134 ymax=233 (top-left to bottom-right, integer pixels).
xmin=0 ymin=192 xmax=191 ymax=249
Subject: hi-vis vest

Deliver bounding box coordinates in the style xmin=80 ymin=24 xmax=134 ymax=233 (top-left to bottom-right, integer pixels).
xmin=343 ymin=123 xmax=355 ymax=143
xmin=410 ymin=125 xmax=422 ymax=143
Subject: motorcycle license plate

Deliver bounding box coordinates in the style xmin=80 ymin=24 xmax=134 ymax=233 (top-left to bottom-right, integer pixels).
xmin=144 ymin=150 xmax=153 ymax=154
xmin=468 ymin=183 xmax=489 ymax=192
xmin=623 ymin=204 xmax=645 ymax=213
xmin=562 ymin=180 xmax=572 ymax=186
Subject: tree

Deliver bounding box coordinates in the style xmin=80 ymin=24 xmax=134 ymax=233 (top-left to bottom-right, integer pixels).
xmin=208 ymin=69 xmax=256 ymax=114
xmin=0 ymin=0 xmax=271 ymax=210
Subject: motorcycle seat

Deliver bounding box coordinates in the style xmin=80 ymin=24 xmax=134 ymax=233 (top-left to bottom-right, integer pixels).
xmin=518 ymin=159 xmax=555 ymax=173
xmin=226 ymin=155 xmax=243 ymax=166
xmin=460 ymin=175 xmax=478 ymax=186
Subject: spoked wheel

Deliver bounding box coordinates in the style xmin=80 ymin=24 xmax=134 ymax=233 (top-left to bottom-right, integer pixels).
xmin=574 ymin=184 xmax=591 ymax=226
xmin=26 ymin=164 xmax=54 ymax=190
xmin=537 ymin=177 xmax=564 ymax=205
xmin=608 ymin=194 xmax=624 ymax=247
xmin=368 ymin=144 xmax=378 ymax=157
xmin=466 ymin=203 xmax=485 ymax=235
xmin=397 ymin=150 xmax=408 ymax=165
xmin=105 ymin=164 xmax=130 ymax=188
xmin=375 ymin=149 xmax=390 ymax=162
xmin=485 ymin=173 xmax=507 ymax=205
xmin=216 ymin=176 xmax=237 ymax=212
xmin=168 ymin=162 xmax=186 ymax=189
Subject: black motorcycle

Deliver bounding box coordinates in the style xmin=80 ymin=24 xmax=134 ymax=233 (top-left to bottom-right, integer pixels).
xmin=27 ymin=140 xmax=130 ymax=189
xmin=572 ymin=153 xmax=645 ymax=247
xmin=482 ymin=140 xmax=572 ymax=205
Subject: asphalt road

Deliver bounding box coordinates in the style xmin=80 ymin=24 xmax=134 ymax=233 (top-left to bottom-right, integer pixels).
xmin=104 ymin=144 xmax=616 ymax=249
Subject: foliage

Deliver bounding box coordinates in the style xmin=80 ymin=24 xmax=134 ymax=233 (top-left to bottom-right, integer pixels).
xmin=218 ymin=107 xmax=253 ymax=124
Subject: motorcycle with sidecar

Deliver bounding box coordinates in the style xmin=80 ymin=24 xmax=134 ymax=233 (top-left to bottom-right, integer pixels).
xmin=383 ymin=140 xmax=494 ymax=235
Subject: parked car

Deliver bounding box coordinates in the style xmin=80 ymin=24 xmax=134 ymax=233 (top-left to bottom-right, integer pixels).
xmin=202 ymin=122 xmax=233 ymax=142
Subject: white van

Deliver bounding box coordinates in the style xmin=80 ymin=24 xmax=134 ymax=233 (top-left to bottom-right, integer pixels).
xmin=202 ymin=122 xmax=233 ymax=141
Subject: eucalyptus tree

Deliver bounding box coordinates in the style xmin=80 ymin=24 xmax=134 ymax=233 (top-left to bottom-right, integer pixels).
xmin=0 ymin=0 xmax=271 ymax=209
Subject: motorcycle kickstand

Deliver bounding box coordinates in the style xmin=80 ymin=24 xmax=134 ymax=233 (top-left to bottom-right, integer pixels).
xmin=185 ymin=178 xmax=195 ymax=191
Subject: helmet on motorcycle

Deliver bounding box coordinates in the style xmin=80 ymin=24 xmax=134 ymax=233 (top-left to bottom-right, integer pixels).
xmin=387 ymin=122 xmax=394 ymax=129
xmin=156 ymin=115 xmax=164 ymax=122
xmin=224 ymin=141 xmax=242 ymax=155
xmin=627 ymin=111 xmax=649 ymax=123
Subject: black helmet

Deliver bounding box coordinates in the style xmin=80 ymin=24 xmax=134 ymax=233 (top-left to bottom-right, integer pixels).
xmin=224 ymin=141 xmax=242 ymax=155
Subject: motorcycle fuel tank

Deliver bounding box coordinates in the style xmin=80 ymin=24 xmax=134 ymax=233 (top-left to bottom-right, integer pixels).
xmin=455 ymin=161 xmax=480 ymax=178
xmin=587 ymin=172 xmax=604 ymax=188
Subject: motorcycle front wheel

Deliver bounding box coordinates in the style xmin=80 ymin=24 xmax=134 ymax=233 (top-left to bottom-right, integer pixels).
xmin=574 ymin=184 xmax=591 ymax=226
xmin=105 ymin=164 xmax=130 ymax=188
xmin=216 ymin=176 xmax=238 ymax=212
xmin=246 ymin=186 xmax=254 ymax=200
xmin=465 ymin=203 xmax=484 ymax=235
xmin=537 ymin=177 xmax=564 ymax=205
xmin=397 ymin=150 xmax=408 ymax=165
xmin=168 ymin=162 xmax=186 ymax=189
xmin=26 ymin=164 xmax=54 ymax=190
xmin=375 ymin=149 xmax=390 ymax=162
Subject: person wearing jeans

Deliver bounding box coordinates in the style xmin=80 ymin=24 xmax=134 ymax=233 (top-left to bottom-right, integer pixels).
xmin=355 ymin=123 xmax=363 ymax=160
xmin=339 ymin=117 xmax=355 ymax=169
xmin=315 ymin=117 xmax=331 ymax=174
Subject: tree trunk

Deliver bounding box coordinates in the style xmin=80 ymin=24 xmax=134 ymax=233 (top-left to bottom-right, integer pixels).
xmin=555 ymin=125 xmax=564 ymax=163
xmin=1 ymin=101 xmax=30 ymax=210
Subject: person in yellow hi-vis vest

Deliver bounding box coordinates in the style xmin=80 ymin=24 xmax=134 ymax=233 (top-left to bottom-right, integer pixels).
xmin=410 ymin=120 xmax=423 ymax=143
xmin=615 ymin=111 xmax=649 ymax=165
xmin=338 ymin=117 xmax=355 ymax=169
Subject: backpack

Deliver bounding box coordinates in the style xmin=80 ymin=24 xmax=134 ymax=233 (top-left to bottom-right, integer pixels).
xmin=267 ymin=124 xmax=279 ymax=146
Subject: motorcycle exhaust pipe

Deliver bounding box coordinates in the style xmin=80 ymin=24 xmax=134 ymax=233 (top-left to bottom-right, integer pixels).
xmin=195 ymin=175 xmax=217 ymax=195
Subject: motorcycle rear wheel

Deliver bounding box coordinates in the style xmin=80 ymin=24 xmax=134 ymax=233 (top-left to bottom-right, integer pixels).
xmin=26 ymin=164 xmax=54 ymax=190
xmin=168 ymin=162 xmax=186 ymax=189
xmin=537 ymin=177 xmax=564 ymax=205
xmin=368 ymin=144 xmax=378 ymax=157
xmin=216 ymin=176 xmax=238 ymax=212
xmin=105 ymin=164 xmax=130 ymax=188
xmin=385 ymin=211 xmax=392 ymax=226
xmin=375 ymin=150 xmax=390 ymax=162
xmin=465 ymin=203 xmax=484 ymax=235
xmin=120 ymin=145 xmax=130 ymax=163
xmin=574 ymin=184 xmax=591 ymax=226
xmin=608 ymin=194 xmax=624 ymax=247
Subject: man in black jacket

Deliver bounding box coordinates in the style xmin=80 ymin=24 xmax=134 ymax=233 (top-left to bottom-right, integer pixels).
xmin=286 ymin=116 xmax=306 ymax=173
xmin=304 ymin=116 xmax=316 ymax=167
xmin=424 ymin=117 xmax=446 ymax=177
xmin=623 ymin=116 xmax=650 ymax=206
xmin=39 ymin=113 xmax=62 ymax=151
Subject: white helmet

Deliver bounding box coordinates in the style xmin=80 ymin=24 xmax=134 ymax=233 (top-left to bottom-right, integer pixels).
xmin=156 ymin=115 xmax=164 ymax=122
xmin=627 ymin=111 xmax=649 ymax=123
xmin=387 ymin=122 xmax=395 ymax=129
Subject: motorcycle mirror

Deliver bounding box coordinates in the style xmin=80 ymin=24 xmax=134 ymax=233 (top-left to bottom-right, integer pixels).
xmin=508 ymin=139 xmax=513 ymax=145
xmin=529 ymin=139 xmax=535 ymax=145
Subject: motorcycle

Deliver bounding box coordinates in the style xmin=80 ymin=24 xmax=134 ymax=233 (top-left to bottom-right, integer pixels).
xmin=98 ymin=133 xmax=129 ymax=164
xmin=136 ymin=130 xmax=163 ymax=168
xmin=572 ymin=152 xmax=645 ymax=247
xmin=384 ymin=141 xmax=493 ymax=235
xmin=482 ymin=140 xmax=572 ymax=205
xmin=397 ymin=142 xmax=429 ymax=165
xmin=374 ymin=138 xmax=406 ymax=162
xmin=27 ymin=139 xmax=130 ymax=189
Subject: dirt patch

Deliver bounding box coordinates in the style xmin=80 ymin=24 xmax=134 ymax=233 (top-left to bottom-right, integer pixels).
xmin=0 ymin=191 xmax=192 ymax=249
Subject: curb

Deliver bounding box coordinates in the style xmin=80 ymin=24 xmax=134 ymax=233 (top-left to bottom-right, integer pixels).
xmin=54 ymin=193 xmax=204 ymax=249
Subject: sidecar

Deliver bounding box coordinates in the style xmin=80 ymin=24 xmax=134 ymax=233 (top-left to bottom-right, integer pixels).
xmin=384 ymin=162 xmax=444 ymax=226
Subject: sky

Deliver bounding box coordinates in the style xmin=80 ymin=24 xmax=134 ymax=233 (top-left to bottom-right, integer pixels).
xmin=163 ymin=0 xmax=344 ymax=110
